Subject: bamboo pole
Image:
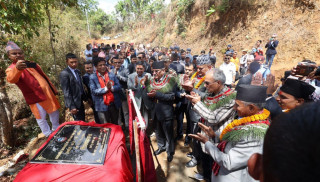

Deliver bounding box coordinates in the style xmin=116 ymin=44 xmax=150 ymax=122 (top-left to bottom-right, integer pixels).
xmin=133 ymin=120 xmax=141 ymax=182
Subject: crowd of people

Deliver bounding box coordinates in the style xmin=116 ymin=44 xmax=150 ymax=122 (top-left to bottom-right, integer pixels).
xmin=4 ymin=34 xmax=320 ymax=182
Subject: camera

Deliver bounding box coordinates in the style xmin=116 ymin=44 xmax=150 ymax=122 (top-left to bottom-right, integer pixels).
xmin=296 ymin=62 xmax=316 ymax=76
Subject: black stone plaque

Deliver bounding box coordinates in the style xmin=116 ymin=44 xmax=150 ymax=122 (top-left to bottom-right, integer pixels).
xmin=30 ymin=125 xmax=111 ymax=165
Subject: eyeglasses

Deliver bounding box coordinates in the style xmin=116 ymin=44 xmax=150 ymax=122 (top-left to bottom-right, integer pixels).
xmin=204 ymin=80 xmax=218 ymax=86
xmin=224 ymin=57 xmax=231 ymax=60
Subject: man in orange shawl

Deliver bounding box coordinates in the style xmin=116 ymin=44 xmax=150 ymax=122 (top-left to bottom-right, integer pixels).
xmin=5 ymin=41 xmax=60 ymax=137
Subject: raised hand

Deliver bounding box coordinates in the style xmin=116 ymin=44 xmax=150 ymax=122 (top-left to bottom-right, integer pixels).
xmin=188 ymin=133 xmax=209 ymax=144
xmin=197 ymin=122 xmax=216 ymax=138
xmin=263 ymin=74 xmax=279 ymax=95
xmin=251 ymin=72 xmax=263 ymax=86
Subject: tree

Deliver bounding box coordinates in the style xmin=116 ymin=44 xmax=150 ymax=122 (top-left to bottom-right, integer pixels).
xmin=0 ymin=0 xmax=79 ymax=147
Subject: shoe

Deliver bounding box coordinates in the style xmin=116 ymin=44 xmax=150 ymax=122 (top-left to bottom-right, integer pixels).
xmin=194 ymin=173 xmax=204 ymax=181
xmin=167 ymin=154 xmax=173 ymax=162
xmin=185 ymin=158 xmax=198 ymax=168
xmin=186 ymin=152 xmax=193 ymax=158
xmin=154 ymin=148 xmax=166 ymax=155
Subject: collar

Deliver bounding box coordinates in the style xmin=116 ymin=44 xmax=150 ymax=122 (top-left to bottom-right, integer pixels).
xmin=68 ymin=66 xmax=76 ymax=72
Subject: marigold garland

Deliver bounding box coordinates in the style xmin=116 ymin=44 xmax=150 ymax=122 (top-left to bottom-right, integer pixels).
xmin=220 ymin=109 xmax=270 ymax=141
xmin=191 ymin=72 xmax=205 ymax=89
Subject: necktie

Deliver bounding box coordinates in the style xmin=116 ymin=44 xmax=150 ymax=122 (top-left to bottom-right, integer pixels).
xmin=75 ymin=70 xmax=84 ymax=95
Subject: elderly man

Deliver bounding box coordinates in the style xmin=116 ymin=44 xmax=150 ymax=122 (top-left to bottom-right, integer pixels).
xmin=5 ymin=41 xmax=60 ymax=137
xmin=145 ymin=61 xmax=177 ymax=162
xmin=182 ymin=55 xmax=212 ymax=170
xmin=186 ymin=68 xmax=236 ymax=181
xmin=190 ymin=85 xmax=270 ymax=182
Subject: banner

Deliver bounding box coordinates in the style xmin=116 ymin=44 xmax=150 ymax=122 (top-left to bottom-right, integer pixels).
xmin=127 ymin=90 xmax=157 ymax=182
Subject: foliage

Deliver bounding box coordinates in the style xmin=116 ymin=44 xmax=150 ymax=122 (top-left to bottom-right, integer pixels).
xmin=89 ymin=8 xmax=116 ymax=35
xmin=177 ymin=0 xmax=194 ymax=16
xmin=115 ymin=0 xmax=165 ymax=31
xmin=206 ymin=4 xmax=216 ymax=16
xmin=175 ymin=0 xmax=194 ymax=35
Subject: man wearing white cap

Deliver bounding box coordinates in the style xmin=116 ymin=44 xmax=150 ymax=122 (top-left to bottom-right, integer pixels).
xmin=5 ymin=41 xmax=60 ymax=137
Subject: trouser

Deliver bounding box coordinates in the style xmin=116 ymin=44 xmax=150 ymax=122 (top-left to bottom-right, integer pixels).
xmin=72 ymin=101 xmax=85 ymax=121
xmin=97 ymin=103 xmax=119 ymax=124
xmin=155 ymin=117 xmax=174 ymax=155
xmin=175 ymin=102 xmax=183 ymax=137
xmin=201 ymin=152 xmax=214 ymax=181
xmin=120 ymin=99 xmax=129 ymax=127
xmin=265 ymin=54 xmax=276 ymax=68
xmin=92 ymin=106 xmax=100 ymax=124
xmin=191 ymin=119 xmax=201 ymax=160
xmin=35 ymin=103 xmax=60 ymax=137
xmin=176 ymin=102 xmax=190 ymax=138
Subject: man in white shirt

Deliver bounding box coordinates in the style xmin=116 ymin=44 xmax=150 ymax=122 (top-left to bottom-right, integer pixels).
xmin=240 ymin=50 xmax=248 ymax=76
xmin=84 ymin=44 xmax=92 ymax=61
xmin=219 ymin=54 xmax=236 ymax=87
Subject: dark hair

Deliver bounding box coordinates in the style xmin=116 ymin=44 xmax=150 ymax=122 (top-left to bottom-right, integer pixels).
xmin=84 ymin=61 xmax=92 ymax=65
xmin=136 ymin=61 xmax=145 ymax=68
xmin=111 ymin=55 xmax=119 ymax=61
xmin=201 ymin=50 xmax=205 ymax=54
xmin=171 ymin=53 xmax=179 ymax=61
xmin=131 ymin=54 xmax=137 ymax=59
xmin=93 ymin=57 xmax=106 ymax=66
xmin=181 ymin=49 xmax=186 ymax=54
xmin=130 ymin=47 xmax=135 ymax=51
xmin=150 ymin=56 xmax=157 ymax=62
xmin=258 ymin=40 xmax=262 ymax=43
xmin=137 ymin=52 xmax=145 ymax=58
xmin=263 ymin=102 xmax=320 ymax=182
xmin=66 ymin=53 xmax=77 ymax=61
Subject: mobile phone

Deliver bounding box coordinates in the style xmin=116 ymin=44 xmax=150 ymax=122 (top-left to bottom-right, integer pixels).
xmin=25 ymin=62 xmax=37 ymax=68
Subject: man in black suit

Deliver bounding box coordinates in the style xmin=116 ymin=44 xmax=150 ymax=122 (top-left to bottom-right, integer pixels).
xmin=265 ymin=33 xmax=279 ymax=68
xmin=169 ymin=52 xmax=185 ymax=74
xmin=60 ymin=53 xmax=87 ymax=121
xmin=145 ymin=61 xmax=177 ymax=162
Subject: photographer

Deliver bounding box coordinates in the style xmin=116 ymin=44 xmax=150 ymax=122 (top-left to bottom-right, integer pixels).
xmin=5 ymin=41 xmax=60 ymax=137
xmin=265 ymin=34 xmax=279 ymax=68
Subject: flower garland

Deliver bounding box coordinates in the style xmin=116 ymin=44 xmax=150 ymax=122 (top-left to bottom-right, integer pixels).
xmin=220 ymin=109 xmax=270 ymax=141
xmin=191 ymin=72 xmax=205 ymax=89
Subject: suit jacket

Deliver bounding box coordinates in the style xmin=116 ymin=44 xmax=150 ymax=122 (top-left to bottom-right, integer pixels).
xmin=59 ymin=67 xmax=87 ymax=110
xmin=265 ymin=40 xmax=279 ymax=55
xmin=127 ymin=72 xmax=152 ymax=109
xmin=144 ymin=76 xmax=178 ymax=121
xmin=111 ymin=67 xmax=130 ymax=100
xmin=169 ymin=61 xmax=185 ymax=74
xmin=89 ymin=72 xmax=122 ymax=111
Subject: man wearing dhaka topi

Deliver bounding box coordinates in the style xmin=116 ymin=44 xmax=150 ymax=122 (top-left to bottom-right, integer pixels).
xmin=5 ymin=41 xmax=60 ymax=137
